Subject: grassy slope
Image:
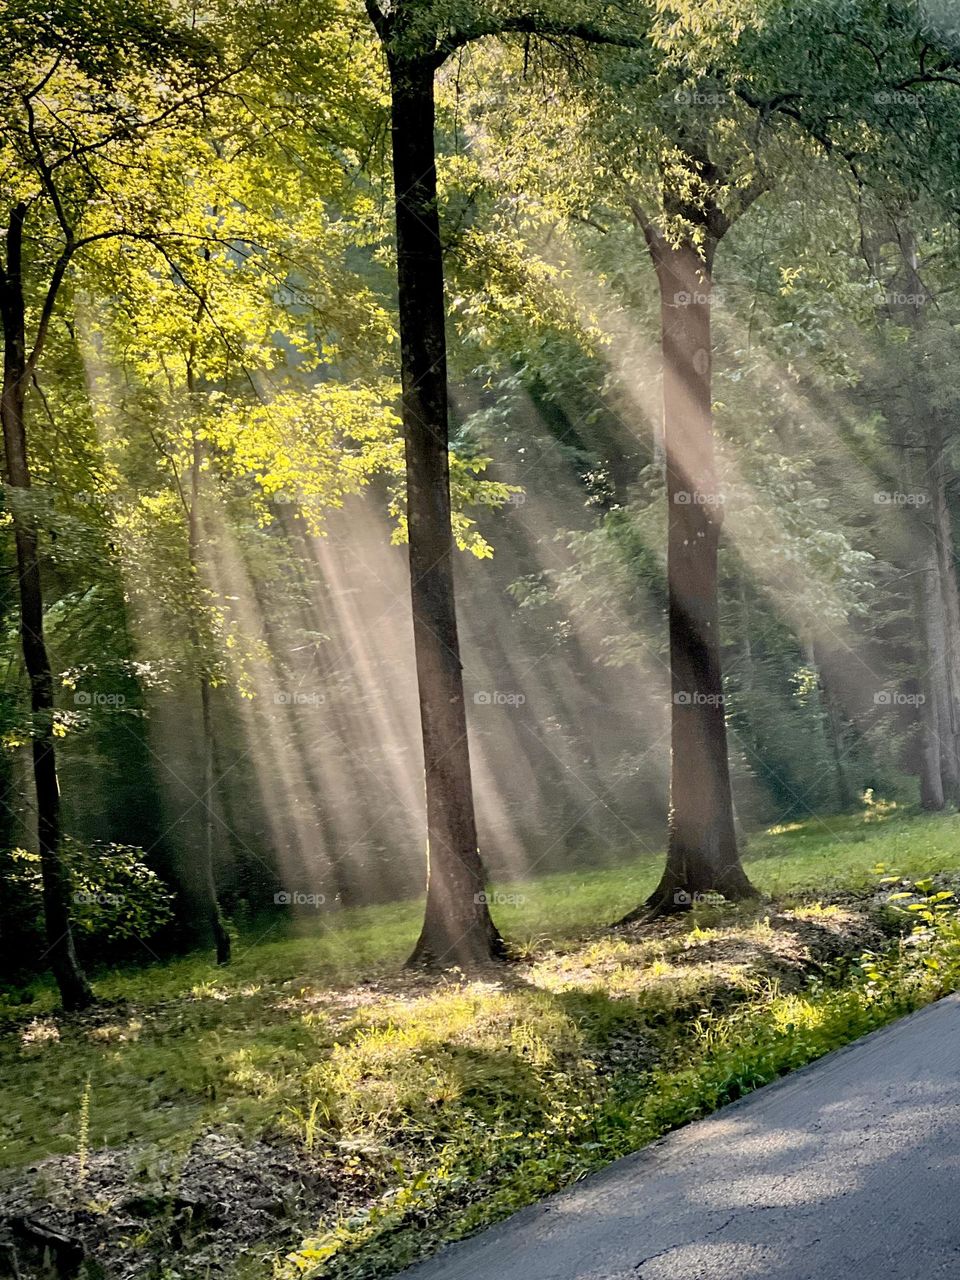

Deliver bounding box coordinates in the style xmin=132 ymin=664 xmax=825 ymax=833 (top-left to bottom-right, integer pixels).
xmin=3 ymin=807 xmax=960 ymax=1276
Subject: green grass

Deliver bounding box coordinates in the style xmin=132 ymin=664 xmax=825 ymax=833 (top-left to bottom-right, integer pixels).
xmin=4 ymin=805 xmax=960 ymax=1277
xmin=4 ymin=804 xmax=955 ymax=1020
xmin=285 ymin=921 xmax=960 ymax=1279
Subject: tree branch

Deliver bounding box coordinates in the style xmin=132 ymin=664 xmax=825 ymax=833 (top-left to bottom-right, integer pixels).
xmin=435 ymin=13 xmax=644 ymax=67
xmin=24 ymin=245 xmax=74 ymax=378
xmin=364 ymin=0 xmax=389 ymax=40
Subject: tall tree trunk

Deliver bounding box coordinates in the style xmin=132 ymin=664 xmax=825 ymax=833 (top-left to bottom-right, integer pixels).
xmin=738 ymin=576 xmax=754 ymax=681
xmin=890 ymin=221 xmax=958 ymax=807
xmin=901 ymin=438 xmax=954 ymax=810
xmin=930 ymin=440 xmax=960 ymax=805
xmin=0 ymin=204 xmax=92 ymax=1009
xmin=916 ymin=541 xmax=947 ymax=810
xmin=823 ymin=673 xmax=855 ymax=811
xmin=387 ymin=52 xmax=504 ymax=964
xmin=199 ymin=675 xmax=230 ymax=963
xmin=188 ymin=436 xmax=230 ymax=964
xmin=625 ymin=232 xmax=756 ymax=919
xmin=807 ymin=641 xmax=854 ymax=811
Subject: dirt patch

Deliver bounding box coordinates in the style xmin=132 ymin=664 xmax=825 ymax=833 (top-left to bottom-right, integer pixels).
xmin=0 ymin=1131 xmax=348 ymax=1279
xmin=662 ymin=908 xmax=889 ymax=992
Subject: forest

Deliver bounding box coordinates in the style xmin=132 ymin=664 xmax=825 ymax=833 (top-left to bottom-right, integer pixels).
xmin=4 ymin=1 xmax=960 ymax=1277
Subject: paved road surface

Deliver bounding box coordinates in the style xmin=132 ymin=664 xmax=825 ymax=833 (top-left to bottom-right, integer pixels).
xmin=395 ymin=993 xmax=960 ymax=1280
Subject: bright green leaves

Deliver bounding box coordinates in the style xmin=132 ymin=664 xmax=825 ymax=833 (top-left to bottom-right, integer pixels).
xmin=215 ymin=383 xmax=402 ymax=534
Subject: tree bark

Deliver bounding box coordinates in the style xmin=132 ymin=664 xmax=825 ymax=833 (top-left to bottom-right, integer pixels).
xmin=386 ymin=50 xmax=504 ymax=964
xmin=623 ymin=231 xmax=756 ymax=920
xmin=0 ymin=204 xmax=92 ymax=1009
xmin=898 ymin=435 xmax=954 ymax=810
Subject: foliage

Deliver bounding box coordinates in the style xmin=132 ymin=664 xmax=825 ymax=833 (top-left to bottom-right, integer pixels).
xmin=6 ymin=839 xmax=174 ymax=956
xmin=4 ymin=4 xmax=960 ymax=1269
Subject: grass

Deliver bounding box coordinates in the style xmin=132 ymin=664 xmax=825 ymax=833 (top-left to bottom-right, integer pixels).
xmin=4 ymin=804 xmax=960 ymax=1278
xmin=5 ymin=803 xmax=956 ymax=1019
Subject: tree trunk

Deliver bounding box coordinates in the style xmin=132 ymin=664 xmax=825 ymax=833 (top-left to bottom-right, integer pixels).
xmin=188 ymin=437 xmax=230 ymax=964
xmin=927 ymin=544 xmax=960 ymax=807
xmin=930 ymin=440 xmax=960 ymax=805
xmin=0 ymin=204 xmax=92 ymax=1009
xmin=889 ymin=222 xmax=958 ymax=807
xmin=387 ymin=53 xmax=504 ymax=964
xmin=900 ymin=439 xmax=953 ymax=810
xmin=624 ymin=233 xmax=756 ymax=920
xmin=807 ymin=641 xmax=854 ymax=811
xmin=916 ymin=541 xmax=947 ymax=810
xmin=199 ymin=675 xmax=231 ymax=964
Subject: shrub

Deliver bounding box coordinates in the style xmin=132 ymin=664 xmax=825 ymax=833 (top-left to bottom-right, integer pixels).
xmin=5 ymin=839 xmax=174 ymax=965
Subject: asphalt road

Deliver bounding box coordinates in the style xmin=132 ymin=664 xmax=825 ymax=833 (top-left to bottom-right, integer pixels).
xmin=395 ymin=993 xmax=960 ymax=1280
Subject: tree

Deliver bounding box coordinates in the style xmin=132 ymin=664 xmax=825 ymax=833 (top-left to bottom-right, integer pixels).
xmin=464 ymin=0 xmax=960 ymax=914
xmin=0 ymin=0 xmax=217 ymax=1005
xmin=364 ymin=0 xmax=643 ymax=962
xmin=461 ymin=16 xmax=767 ymax=913
xmin=0 ymin=201 xmax=93 ymax=1006
xmin=362 ymin=1 xmax=503 ymax=963
xmin=80 ymin=66 xmax=404 ymax=950
xmin=858 ymin=210 xmax=960 ymax=810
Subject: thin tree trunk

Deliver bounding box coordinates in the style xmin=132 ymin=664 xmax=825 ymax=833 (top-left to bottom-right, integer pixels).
xmin=188 ymin=436 xmax=230 ymax=964
xmin=387 ymin=51 xmax=504 ymax=964
xmin=927 ymin=535 xmax=960 ymax=806
xmin=823 ymin=674 xmax=854 ymax=811
xmin=624 ymin=232 xmax=756 ymax=920
xmin=738 ymin=576 xmax=754 ymax=680
xmin=807 ymin=641 xmax=854 ymax=811
xmin=0 ymin=204 xmax=92 ymax=1008
xmin=199 ymin=675 xmax=230 ymax=963
xmin=930 ymin=441 xmax=960 ymax=805
xmin=917 ymin=541 xmax=947 ymax=810
xmin=890 ymin=222 xmax=957 ymax=807
xmin=901 ymin=437 xmax=953 ymax=810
